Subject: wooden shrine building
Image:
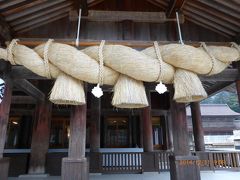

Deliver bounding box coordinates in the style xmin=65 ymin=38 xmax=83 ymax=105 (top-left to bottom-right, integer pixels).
xmin=0 ymin=0 xmax=240 ymax=180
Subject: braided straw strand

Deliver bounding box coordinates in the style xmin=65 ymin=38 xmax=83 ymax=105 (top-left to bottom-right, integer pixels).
xmin=200 ymin=42 xmax=215 ymax=75
xmin=43 ymin=39 xmax=54 ymax=79
xmin=98 ymin=40 xmax=105 ymax=86
xmin=230 ymin=42 xmax=240 ymax=60
xmin=7 ymin=39 xmax=19 ymax=65
xmin=153 ymin=41 xmax=163 ymax=82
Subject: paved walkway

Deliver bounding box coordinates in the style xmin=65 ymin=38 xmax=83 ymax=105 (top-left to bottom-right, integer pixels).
xmin=8 ymin=171 xmax=240 ymax=180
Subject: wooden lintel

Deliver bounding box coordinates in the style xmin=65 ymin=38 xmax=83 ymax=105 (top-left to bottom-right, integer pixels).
xmin=8 ymin=66 xmax=240 ymax=83
xmin=207 ymin=81 xmax=233 ymax=96
xmin=11 ymin=96 xmax=37 ymax=104
xmin=167 ymin=0 xmax=186 ymax=18
xmin=13 ymin=79 xmax=45 ymax=102
xmin=199 ymin=69 xmax=240 ymax=82
xmin=12 ymin=38 xmax=237 ymax=48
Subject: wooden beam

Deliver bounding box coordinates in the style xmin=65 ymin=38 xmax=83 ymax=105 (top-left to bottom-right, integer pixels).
xmin=167 ymin=0 xmax=186 ymax=17
xmin=5 ymin=0 xmax=66 ymax=21
xmin=83 ymin=10 xmax=172 ymax=23
xmin=185 ymin=17 xmax=231 ymax=38
xmin=186 ymin=1 xmax=240 ymax=27
xmin=197 ymin=0 xmax=240 ymax=18
xmin=88 ymin=0 xmax=104 ymax=8
xmin=184 ymin=11 xmax=236 ymax=36
xmin=8 ymin=66 xmax=240 ymax=82
xmin=184 ymin=4 xmax=239 ymax=33
xmin=14 ymin=38 xmax=237 ymax=48
xmin=11 ymin=96 xmax=37 ymax=104
xmin=10 ymin=66 xmax=46 ymax=80
xmin=11 ymin=1 xmax=73 ymax=26
xmin=13 ymin=79 xmax=45 ymax=102
xmin=146 ymin=0 xmax=168 ymax=9
xmin=2 ymin=0 xmax=48 ymax=16
xmin=17 ymin=13 xmax=69 ymax=34
xmin=14 ymin=8 xmax=72 ymax=31
xmin=72 ymin=0 xmax=88 ymax=16
xmin=0 ymin=15 xmax=12 ymax=42
xmin=199 ymin=69 xmax=240 ymax=82
xmin=0 ymin=0 xmax=27 ymax=10
xmin=207 ymin=81 xmax=233 ymax=96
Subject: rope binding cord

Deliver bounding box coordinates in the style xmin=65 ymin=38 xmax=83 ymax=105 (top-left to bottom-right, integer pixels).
xmin=176 ymin=12 xmax=184 ymax=45
xmin=154 ymin=41 xmax=167 ymax=94
xmin=91 ymin=40 xmax=106 ymax=98
xmin=200 ymin=42 xmax=216 ymax=75
xmin=7 ymin=39 xmax=19 ymax=65
xmin=43 ymin=39 xmax=54 ymax=79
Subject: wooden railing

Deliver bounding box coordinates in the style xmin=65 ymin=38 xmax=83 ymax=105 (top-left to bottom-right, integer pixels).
xmin=192 ymin=151 xmax=240 ymax=171
xmin=90 ymin=151 xmax=240 ymax=174
xmin=100 ymin=152 xmax=142 ymax=173
xmin=156 ymin=151 xmax=174 ymax=172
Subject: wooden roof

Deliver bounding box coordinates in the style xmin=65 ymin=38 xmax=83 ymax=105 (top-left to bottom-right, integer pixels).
xmin=0 ymin=0 xmax=239 ymax=38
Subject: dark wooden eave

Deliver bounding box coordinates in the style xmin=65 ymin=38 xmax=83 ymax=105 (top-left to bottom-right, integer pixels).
xmin=167 ymin=0 xmax=186 ymax=17
xmin=13 ymin=79 xmax=45 ymax=102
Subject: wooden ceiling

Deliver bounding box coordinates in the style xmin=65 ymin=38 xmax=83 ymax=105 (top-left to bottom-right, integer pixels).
xmin=0 ymin=0 xmax=239 ymax=38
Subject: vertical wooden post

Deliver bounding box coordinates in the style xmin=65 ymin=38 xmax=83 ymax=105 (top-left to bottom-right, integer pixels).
xmin=142 ymin=91 xmax=153 ymax=152
xmin=61 ymin=105 xmax=89 ymax=180
xmin=170 ymin=101 xmax=190 ymax=156
xmin=190 ymin=102 xmax=205 ymax=151
xmin=236 ymin=80 xmax=240 ymax=104
xmin=90 ymin=97 xmax=101 ymax=153
xmin=89 ymin=97 xmax=101 ymax=173
xmin=165 ymin=113 xmax=174 ymax=151
xmin=27 ymin=101 xmax=52 ymax=176
xmin=0 ymin=63 xmax=12 ymax=180
xmin=142 ymin=106 xmax=154 ymax=152
xmin=142 ymin=91 xmax=155 ymax=172
xmin=169 ymin=99 xmax=201 ymax=180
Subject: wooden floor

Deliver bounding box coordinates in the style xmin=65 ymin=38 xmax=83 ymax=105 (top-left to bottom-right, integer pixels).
xmin=9 ymin=171 xmax=240 ymax=180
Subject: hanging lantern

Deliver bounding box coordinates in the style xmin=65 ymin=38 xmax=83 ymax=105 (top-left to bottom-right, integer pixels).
xmin=0 ymin=78 xmax=5 ymax=104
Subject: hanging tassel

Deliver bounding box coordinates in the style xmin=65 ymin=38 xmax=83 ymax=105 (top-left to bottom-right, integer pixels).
xmin=155 ymin=81 xmax=167 ymax=94
xmin=153 ymin=41 xmax=168 ymax=94
xmin=92 ymin=40 xmax=105 ymax=98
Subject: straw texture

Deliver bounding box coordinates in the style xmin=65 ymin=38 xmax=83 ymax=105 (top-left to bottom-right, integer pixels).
xmin=50 ymin=73 xmax=86 ymax=105
xmin=0 ymin=40 xmax=239 ymax=107
xmin=173 ymin=69 xmax=207 ymax=103
xmin=112 ymin=74 xmax=148 ymax=108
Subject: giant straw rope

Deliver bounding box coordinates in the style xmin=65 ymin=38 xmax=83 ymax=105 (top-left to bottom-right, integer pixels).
xmin=0 ymin=40 xmax=239 ymax=108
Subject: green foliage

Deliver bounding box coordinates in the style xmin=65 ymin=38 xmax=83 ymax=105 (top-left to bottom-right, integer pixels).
xmin=202 ymin=91 xmax=240 ymax=113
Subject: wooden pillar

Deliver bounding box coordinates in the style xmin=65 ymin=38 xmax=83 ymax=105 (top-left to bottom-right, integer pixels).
xmin=236 ymin=80 xmax=240 ymax=104
xmin=0 ymin=63 xmax=12 ymax=180
xmin=170 ymin=101 xmax=190 ymax=156
xmin=27 ymin=101 xmax=52 ymax=175
xmin=169 ymin=99 xmax=201 ymax=180
xmin=142 ymin=106 xmax=153 ymax=152
xmin=61 ymin=105 xmax=89 ymax=180
xmin=190 ymin=102 xmax=205 ymax=151
xmin=90 ymin=97 xmax=101 ymax=152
